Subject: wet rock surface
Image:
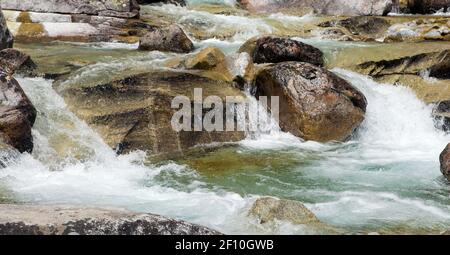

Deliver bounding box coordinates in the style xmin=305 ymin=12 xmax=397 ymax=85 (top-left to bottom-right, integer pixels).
xmin=0 ymin=48 xmax=36 ymax=76
xmin=55 ymin=70 xmax=245 ymax=156
xmin=319 ymin=16 xmax=391 ymax=40
xmin=0 ymin=6 xmax=13 ymax=50
xmin=255 ymin=62 xmax=367 ymax=142
xmin=440 ymin=143 xmax=450 ymax=181
xmin=0 ymin=204 xmax=221 ymax=235
xmin=139 ymin=24 xmax=194 ymax=53
xmin=249 ymin=197 xmax=320 ymax=225
xmin=0 ymin=76 xmax=37 ymax=153
xmin=239 ymin=36 xmax=324 ymax=66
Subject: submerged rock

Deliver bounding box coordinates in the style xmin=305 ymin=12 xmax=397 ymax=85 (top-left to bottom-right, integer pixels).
xmin=0 ymin=6 xmax=13 ymax=50
xmin=255 ymin=62 xmax=367 ymax=142
xmin=0 ymin=204 xmax=220 ymax=235
xmin=139 ymin=24 xmax=194 ymax=53
xmin=249 ymin=197 xmax=320 ymax=225
xmin=184 ymin=47 xmax=226 ymax=70
xmin=239 ymin=36 xmax=324 ymax=66
xmin=440 ymin=143 xmax=450 ymax=181
xmin=0 ymin=76 xmax=37 ymax=153
xmin=237 ymin=0 xmax=393 ymax=16
xmin=319 ymin=16 xmax=391 ymax=41
xmin=385 ymin=18 xmax=450 ymax=42
xmin=0 ymin=48 xmax=36 ymax=76
xmin=56 ymin=70 xmax=245 ymax=156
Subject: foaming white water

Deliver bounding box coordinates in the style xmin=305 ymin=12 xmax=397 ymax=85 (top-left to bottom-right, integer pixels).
xmin=333 ymin=68 xmax=449 ymax=162
xmin=0 ymin=77 xmax=256 ymax=234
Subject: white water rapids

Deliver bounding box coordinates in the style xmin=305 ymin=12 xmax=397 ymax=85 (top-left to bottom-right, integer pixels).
xmin=0 ymin=1 xmax=449 ymax=234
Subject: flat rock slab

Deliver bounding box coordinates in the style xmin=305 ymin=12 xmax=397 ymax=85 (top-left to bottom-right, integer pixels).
xmin=0 ymin=204 xmax=221 ymax=235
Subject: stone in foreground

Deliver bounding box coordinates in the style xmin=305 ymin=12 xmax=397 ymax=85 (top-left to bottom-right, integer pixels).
xmin=440 ymin=143 xmax=450 ymax=182
xmin=0 ymin=204 xmax=221 ymax=235
xmin=255 ymin=62 xmax=367 ymax=142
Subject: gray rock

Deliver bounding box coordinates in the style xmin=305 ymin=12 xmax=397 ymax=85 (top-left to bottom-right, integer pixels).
xmin=0 ymin=0 xmax=140 ymax=18
xmin=249 ymin=197 xmax=320 ymax=225
xmin=139 ymin=25 xmax=194 ymax=53
xmin=0 ymin=204 xmax=221 ymax=235
xmin=237 ymin=0 xmax=393 ymax=16
xmin=0 ymin=6 xmax=13 ymax=50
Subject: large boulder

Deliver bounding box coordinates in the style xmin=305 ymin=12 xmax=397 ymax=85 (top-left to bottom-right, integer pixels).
xmin=139 ymin=25 xmax=194 ymax=53
xmin=0 ymin=6 xmax=13 ymax=50
xmin=0 ymin=76 xmax=37 ymax=153
xmin=0 ymin=0 xmax=140 ymax=18
xmin=55 ymin=70 xmax=246 ymax=156
xmin=239 ymin=36 xmax=324 ymax=66
xmin=237 ymin=0 xmax=393 ymax=16
xmin=255 ymin=62 xmax=367 ymax=142
xmin=0 ymin=204 xmax=220 ymax=235
xmin=440 ymin=143 xmax=450 ymax=181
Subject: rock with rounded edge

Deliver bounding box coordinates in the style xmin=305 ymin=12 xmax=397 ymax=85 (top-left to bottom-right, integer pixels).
xmin=249 ymin=197 xmax=320 ymax=225
xmin=185 ymin=47 xmax=226 ymax=70
xmin=255 ymin=62 xmax=367 ymax=142
xmin=0 ymin=48 xmax=36 ymax=76
xmin=139 ymin=24 xmax=194 ymax=53
xmin=239 ymin=36 xmax=324 ymax=66
xmin=0 ymin=76 xmax=37 ymax=153
xmin=440 ymin=143 xmax=450 ymax=181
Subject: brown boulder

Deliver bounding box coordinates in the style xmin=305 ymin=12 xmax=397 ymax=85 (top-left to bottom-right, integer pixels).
xmin=0 ymin=76 xmax=37 ymax=153
xmin=138 ymin=25 xmax=194 ymax=53
xmin=440 ymin=143 xmax=450 ymax=181
xmin=408 ymin=0 xmax=450 ymax=13
xmin=255 ymin=62 xmax=367 ymax=142
xmin=239 ymin=36 xmax=324 ymax=66
xmin=0 ymin=48 xmax=36 ymax=76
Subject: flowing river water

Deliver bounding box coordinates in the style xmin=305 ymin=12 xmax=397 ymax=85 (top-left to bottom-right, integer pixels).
xmin=1 ymin=1 xmax=450 ymax=234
